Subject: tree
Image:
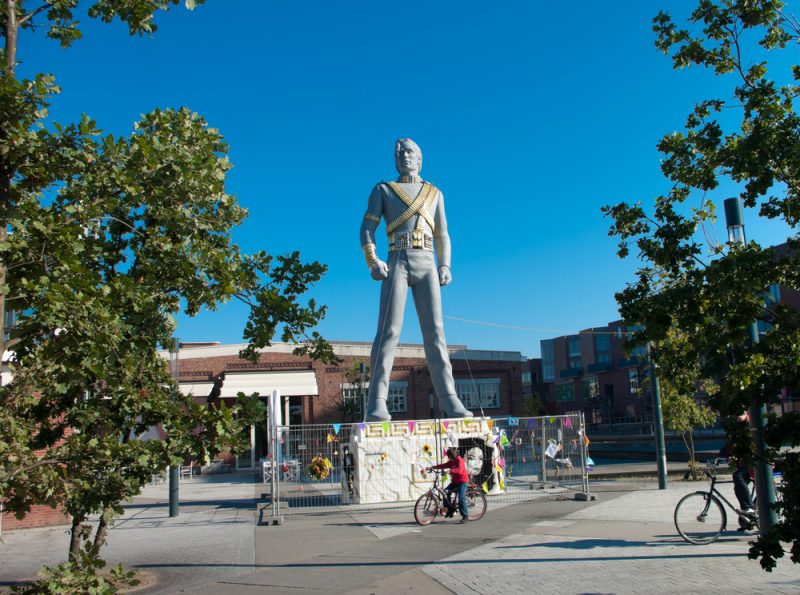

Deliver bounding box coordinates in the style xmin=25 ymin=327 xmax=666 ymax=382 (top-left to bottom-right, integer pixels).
xmin=340 ymin=359 xmax=368 ymax=423
xmin=523 ymin=392 xmax=545 ymax=417
xmin=0 ymin=0 xmax=334 ymax=586
xmin=645 ymin=328 xmax=717 ymax=480
xmin=603 ymin=0 xmax=800 ymax=571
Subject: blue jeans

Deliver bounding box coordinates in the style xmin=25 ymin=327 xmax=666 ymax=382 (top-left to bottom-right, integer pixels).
xmin=446 ymin=482 xmax=469 ymax=518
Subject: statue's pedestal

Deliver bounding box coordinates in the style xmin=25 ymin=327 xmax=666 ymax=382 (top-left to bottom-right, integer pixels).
xmin=340 ymin=418 xmax=506 ymax=504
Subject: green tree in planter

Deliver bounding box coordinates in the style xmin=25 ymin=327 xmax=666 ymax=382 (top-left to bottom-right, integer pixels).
xmin=0 ymin=0 xmax=334 ymax=586
xmin=643 ymin=328 xmax=718 ymax=480
xmin=603 ymin=0 xmax=800 ymax=570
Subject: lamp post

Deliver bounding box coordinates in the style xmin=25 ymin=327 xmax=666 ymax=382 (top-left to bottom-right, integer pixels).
xmin=723 ymin=197 xmax=778 ymax=534
xmin=168 ymin=337 xmax=180 ymax=518
xmin=647 ymin=344 xmax=668 ymax=489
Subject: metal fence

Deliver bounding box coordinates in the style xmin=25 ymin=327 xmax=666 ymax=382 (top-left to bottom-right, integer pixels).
xmin=260 ymin=412 xmax=589 ymax=517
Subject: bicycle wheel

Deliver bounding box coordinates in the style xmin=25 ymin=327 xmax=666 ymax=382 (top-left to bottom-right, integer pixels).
xmin=466 ymin=487 xmax=487 ymax=521
xmin=414 ymin=491 xmax=440 ymax=526
xmin=674 ymin=491 xmax=727 ymax=544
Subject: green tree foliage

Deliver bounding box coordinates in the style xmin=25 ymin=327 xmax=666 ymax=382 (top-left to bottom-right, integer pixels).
xmin=603 ymin=0 xmax=800 ymax=570
xmin=340 ymin=359 xmax=368 ymax=423
xmin=647 ymin=328 xmax=718 ymax=479
xmin=0 ymin=0 xmax=334 ymax=583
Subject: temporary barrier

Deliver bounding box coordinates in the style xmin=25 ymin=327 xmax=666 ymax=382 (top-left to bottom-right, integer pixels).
xmin=260 ymin=412 xmax=589 ymax=518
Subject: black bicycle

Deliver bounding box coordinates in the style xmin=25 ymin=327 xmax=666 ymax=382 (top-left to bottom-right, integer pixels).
xmin=413 ymin=469 xmax=487 ymax=525
xmin=674 ymin=458 xmax=758 ymax=544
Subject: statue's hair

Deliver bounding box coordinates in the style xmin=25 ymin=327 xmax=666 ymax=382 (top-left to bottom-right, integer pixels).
xmin=395 ymin=138 xmax=422 ymax=171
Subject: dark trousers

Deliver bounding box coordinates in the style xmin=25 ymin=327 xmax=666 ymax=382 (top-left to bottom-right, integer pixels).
xmin=733 ymin=466 xmax=753 ymax=510
xmin=446 ymin=482 xmax=469 ymax=518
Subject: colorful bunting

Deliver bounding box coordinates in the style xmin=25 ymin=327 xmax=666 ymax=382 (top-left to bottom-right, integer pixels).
xmin=443 ymin=421 xmax=449 ymax=430
xmin=508 ymin=417 xmax=519 ymax=426
xmin=527 ymin=418 xmax=536 ymax=428
xmin=500 ymin=434 xmax=510 ymax=446
xmin=486 ymin=419 xmax=495 ymax=430
xmin=564 ymin=417 xmax=572 ymax=429
xmin=408 ymin=421 xmax=416 ymax=434
xmin=326 ymin=433 xmax=334 ymax=443
xmin=358 ymin=423 xmax=365 ymax=431
xmin=381 ymin=421 xmax=389 ymax=434
xmin=332 ymin=423 xmax=341 ymax=434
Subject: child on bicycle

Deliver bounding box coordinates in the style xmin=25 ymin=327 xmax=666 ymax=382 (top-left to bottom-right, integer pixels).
xmin=427 ymin=447 xmax=470 ymax=523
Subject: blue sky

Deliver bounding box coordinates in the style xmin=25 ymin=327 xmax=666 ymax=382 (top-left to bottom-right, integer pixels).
xmin=17 ymin=1 xmax=797 ymax=358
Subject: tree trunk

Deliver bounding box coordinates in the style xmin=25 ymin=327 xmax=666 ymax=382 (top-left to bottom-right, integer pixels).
xmin=1 ymin=0 xmax=18 ymax=364
xmin=91 ymin=508 xmax=111 ymax=557
xmin=69 ymin=515 xmax=83 ymax=562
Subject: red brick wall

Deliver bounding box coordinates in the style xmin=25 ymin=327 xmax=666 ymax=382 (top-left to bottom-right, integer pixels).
xmin=3 ymin=504 xmax=69 ymax=531
xmin=178 ymin=348 xmax=524 ymax=424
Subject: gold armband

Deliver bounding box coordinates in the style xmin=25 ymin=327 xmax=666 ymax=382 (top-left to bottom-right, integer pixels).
xmin=362 ymin=243 xmax=379 ymax=269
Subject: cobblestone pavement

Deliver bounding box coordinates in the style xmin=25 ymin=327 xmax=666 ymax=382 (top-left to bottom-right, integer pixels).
xmin=424 ymin=485 xmax=800 ymax=595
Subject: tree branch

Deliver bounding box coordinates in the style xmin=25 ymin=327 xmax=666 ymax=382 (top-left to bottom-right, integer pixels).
xmin=18 ymin=3 xmax=52 ymax=26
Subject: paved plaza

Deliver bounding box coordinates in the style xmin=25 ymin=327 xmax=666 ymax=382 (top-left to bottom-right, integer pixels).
xmin=1 ymin=468 xmax=799 ymax=594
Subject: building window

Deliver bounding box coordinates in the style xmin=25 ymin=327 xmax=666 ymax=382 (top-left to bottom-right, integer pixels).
xmin=568 ymin=335 xmax=581 ymax=370
xmin=556 ymin=382 xmax=575 ymax=401
xmin=387 ymin=382 xmax=408 ymax=413
xmin=626 ymin=324 xmax=647 ymax=358
xmin=341 ymin=382 xmax=406 ymax=414
xmin=628 ymin=368 xmax=639 ymax=394
xmin=594 ymin=332 xmax=612 ymax=364
xmin=521 ymin=372 xmax=532 ymax=386
xmin=541 ymin=340 xmax=555 ymax=382
xmin=456 ymin=378 xmax=500 ymax=409
xmin=583 ymin=376 xmax=600 ymax=400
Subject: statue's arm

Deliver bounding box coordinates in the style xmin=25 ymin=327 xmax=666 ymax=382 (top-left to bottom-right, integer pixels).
xmin=433 ymin=189 xmax=452 ymax=286
xmin=360 ymin=185 xmax=389 ymax=280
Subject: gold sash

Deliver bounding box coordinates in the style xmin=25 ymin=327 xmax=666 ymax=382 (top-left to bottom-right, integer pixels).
xmin=385 ymin=182 xmax=437 ymax=236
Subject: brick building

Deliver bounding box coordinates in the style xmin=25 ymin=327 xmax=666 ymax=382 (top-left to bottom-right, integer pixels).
xmin=173 ymin=340 xmax=529 ymax=470
xmin=537 ymin=267 xmax=800 ymax=421
xmin=537 ymin=321 xmax=650 ymax=423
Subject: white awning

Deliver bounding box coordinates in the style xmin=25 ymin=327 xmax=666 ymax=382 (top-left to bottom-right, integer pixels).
xmin=179 ymin=381 xmax=215 ymax=397
xmin=218 ymin=371 xmax=318 ymax=398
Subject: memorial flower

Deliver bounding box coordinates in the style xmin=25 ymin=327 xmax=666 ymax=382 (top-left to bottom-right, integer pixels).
xmin=308 ymin=456 xmax=332 ymax=480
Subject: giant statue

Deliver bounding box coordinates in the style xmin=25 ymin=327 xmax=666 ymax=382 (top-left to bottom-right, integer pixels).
xmin=359 ymin=138 xmax=473 ymax=422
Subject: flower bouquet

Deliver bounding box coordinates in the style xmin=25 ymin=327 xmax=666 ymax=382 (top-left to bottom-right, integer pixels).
xmin=308 ymin=455 xmax=332 ymax=480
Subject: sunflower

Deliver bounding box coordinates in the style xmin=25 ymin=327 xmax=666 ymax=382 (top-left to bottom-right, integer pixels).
xmin=422 ymin=444 xmax=432 ymax=455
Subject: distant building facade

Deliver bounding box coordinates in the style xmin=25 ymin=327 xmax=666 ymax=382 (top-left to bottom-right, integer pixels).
xmin=536 ymin=321 xmax=650 ymax=423
xmin=173 ymin=340 xmax=528 ymax=470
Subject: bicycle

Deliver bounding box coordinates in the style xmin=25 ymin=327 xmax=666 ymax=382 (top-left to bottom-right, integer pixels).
xmin=413 ymin=469 xmax=487 ymax=525
xmin=674 ymin=458 xmax=758 ymax=544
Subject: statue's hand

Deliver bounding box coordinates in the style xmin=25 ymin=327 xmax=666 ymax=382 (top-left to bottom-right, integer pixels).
xmin=438 ymin=265 xmax=452 ymax=286
xmin=370 ymin=260 xmax=389 ymax=280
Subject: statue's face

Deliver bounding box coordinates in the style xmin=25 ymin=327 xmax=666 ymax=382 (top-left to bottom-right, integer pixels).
xmin=395 ymin=141 xmax=421 ymax=176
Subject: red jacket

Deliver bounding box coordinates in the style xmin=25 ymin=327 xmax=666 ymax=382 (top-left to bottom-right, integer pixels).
xmin=431 ymin=456 xmax=469 ymax=484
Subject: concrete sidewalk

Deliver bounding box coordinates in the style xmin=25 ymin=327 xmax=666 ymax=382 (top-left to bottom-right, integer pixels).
xmin=1 ymin=471 xmax=799 ymax=594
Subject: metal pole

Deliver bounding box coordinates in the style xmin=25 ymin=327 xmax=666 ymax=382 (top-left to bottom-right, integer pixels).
xmin=168 ymin=465 xmax=179 ymax=517
xmin=647 ymin=345 xmax=668 ymax=489
xmin=169 ymin=337 xmax=180 ymax=517
xmin=747 ymin=321 xmax=779 ymax=533
xmin=359 ymin=362 xmax=366 ymax=422
xmin=724 ymin=197 xmax=777 ymax=534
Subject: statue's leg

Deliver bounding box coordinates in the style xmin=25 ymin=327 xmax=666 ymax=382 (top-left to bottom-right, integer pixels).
xmin=366 ymin=253 xmax=409 ymax=422
xmin=410 ymin=254 xmax=473 ymax=419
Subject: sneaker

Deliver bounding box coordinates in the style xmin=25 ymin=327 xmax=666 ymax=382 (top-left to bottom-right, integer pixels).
xmin=459 ymin=516 xmax=469 ymax=524
xmin=741 ymin=508 xmax=757 ymax=518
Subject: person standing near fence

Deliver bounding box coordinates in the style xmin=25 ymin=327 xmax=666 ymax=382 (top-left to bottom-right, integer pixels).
xmin=427 ymin=447 xmax=470 ymax=523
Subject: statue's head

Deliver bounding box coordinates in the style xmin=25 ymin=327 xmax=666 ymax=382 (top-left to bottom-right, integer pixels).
xmin=395 ymin=138 xmax=422 ymax=176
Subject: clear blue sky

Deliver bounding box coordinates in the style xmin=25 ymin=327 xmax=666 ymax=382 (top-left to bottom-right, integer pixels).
xmin=17 ymin=1 xmax=797 ymax=358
